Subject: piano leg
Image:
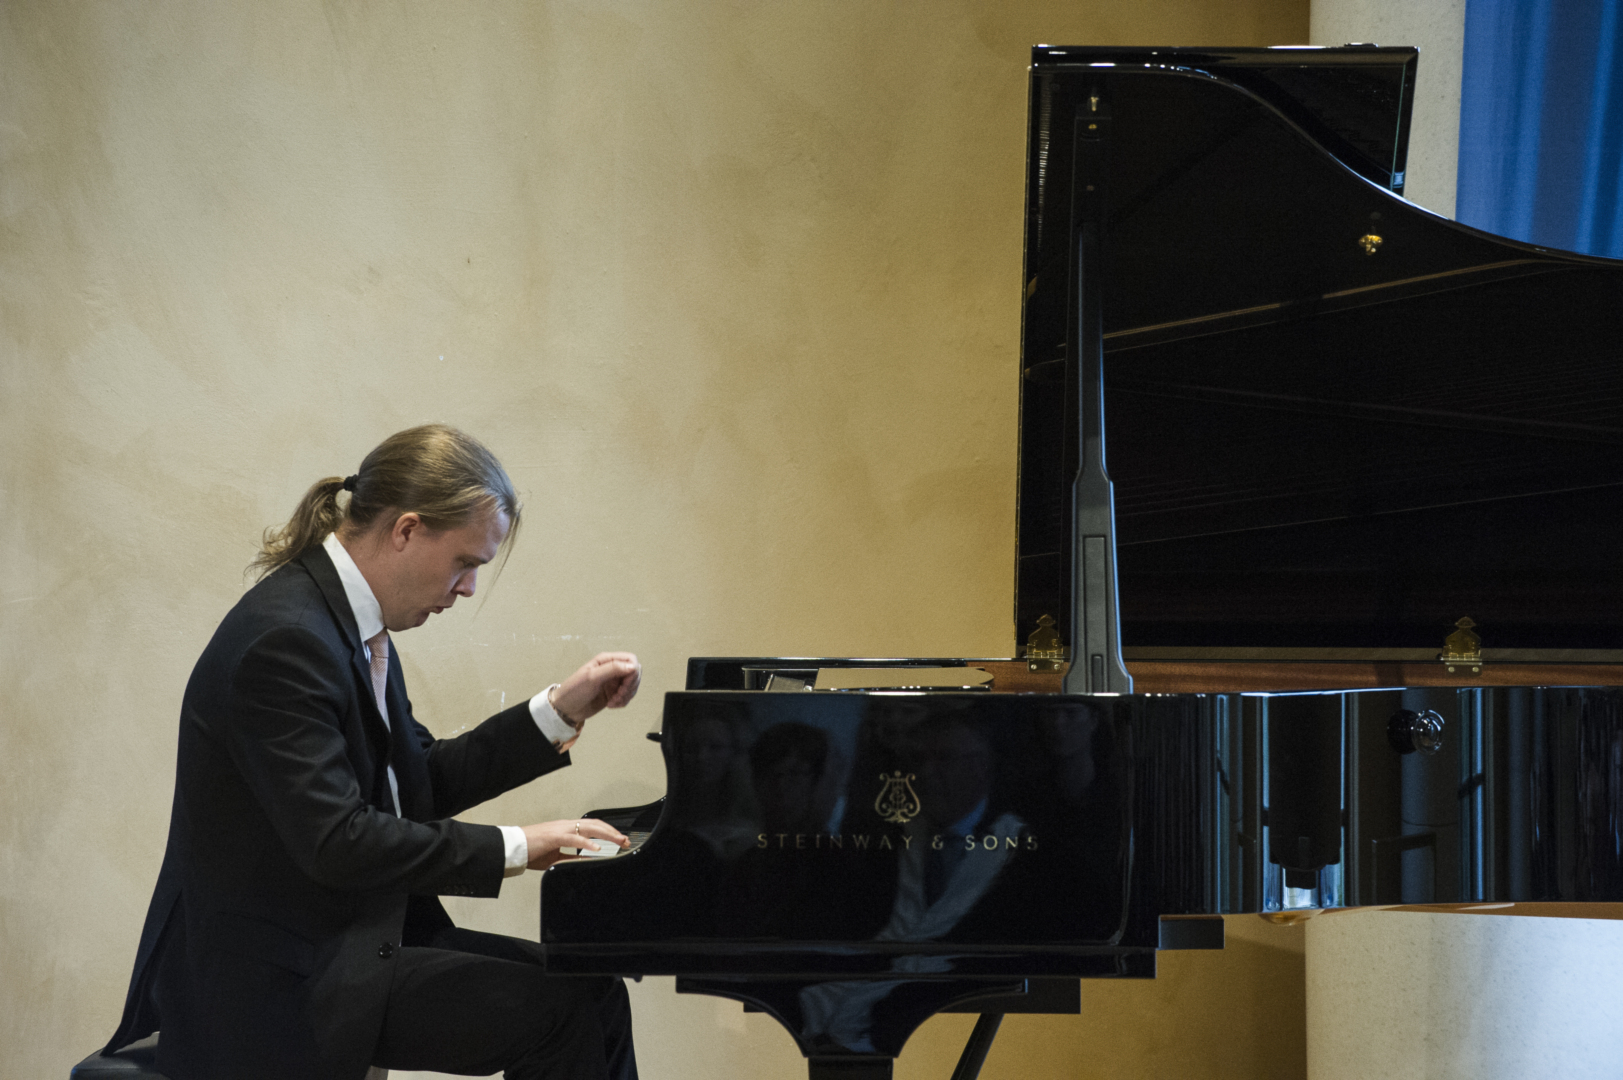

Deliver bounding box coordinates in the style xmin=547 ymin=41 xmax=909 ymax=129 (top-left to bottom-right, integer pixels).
xmin=808 ymin=1056 xmax=894 ymax=1079
xmin=804 ymin=1011 xmax=1005 ymax=1080
xmin=949 ymin=1013 xmax=1004 ymax=1080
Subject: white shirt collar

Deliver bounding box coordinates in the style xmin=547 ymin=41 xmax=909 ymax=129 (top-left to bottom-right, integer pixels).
xmin=322 ymin=533 xmax=385 ymax=644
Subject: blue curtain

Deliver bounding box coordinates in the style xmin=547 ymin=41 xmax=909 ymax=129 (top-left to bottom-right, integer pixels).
xmin=1457 ymin=0 xmax=1623 ymax=257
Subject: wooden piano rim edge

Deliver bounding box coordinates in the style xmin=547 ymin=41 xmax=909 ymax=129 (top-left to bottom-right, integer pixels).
xmin=972 ymin=659 xmax=1623 ymax=692
xmin=1267 ymin=902 xmax=1623 ymax=922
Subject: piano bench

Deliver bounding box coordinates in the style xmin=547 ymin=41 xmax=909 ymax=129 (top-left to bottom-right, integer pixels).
xmin=70 ymin=1037 xmax=387 ymax=1080
xmin=69 ymin=1036 xmax=167 ymax=1079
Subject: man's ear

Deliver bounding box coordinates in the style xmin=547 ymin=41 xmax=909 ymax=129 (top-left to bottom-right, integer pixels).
xmin=390 ymin=512 xmax=423 ymax=552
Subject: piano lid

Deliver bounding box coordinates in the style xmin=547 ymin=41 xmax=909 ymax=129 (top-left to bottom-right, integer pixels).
xmin=1015 ymin=46 xmax=1623 ymax=656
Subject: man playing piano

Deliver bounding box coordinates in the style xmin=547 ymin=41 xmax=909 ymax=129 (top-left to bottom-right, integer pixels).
xmin=102 ymin=424 xmax=641 ymax=1080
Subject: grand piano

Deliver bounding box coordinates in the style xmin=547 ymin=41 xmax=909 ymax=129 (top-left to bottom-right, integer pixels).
xmin=539 ymin=46 xmax=1623 ymax=1079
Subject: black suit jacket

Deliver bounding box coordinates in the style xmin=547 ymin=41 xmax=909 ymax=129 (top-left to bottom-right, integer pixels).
xmin=106 ymin=546 xmax=568 ymax=1080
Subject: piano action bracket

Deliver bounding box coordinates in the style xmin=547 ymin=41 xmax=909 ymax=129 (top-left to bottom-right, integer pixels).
xmin=1061 ymin=87 xmax=1133 ymax=696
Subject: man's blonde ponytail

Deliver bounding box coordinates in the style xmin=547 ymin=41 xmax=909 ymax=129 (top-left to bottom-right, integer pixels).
xmin=251 ymin=476 xmax=349 ymax=579
xmin=249 ymin=425 xmax=521 ymax=580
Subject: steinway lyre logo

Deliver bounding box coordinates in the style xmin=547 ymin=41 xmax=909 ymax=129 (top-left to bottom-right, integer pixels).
xmin=874 ymin=770 xmax=922 ymax=825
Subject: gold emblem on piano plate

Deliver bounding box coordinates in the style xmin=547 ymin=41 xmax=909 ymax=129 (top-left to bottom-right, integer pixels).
xmin=1358 ymin=233 xmax=1383 ymax=255
xmin=1025 ymin=614 xmax=1067 ymax=673
xmin=874 ymin=771 xmax=922 ymax=825
xmin=1440 ymin=616 xmax=1483 ymax=675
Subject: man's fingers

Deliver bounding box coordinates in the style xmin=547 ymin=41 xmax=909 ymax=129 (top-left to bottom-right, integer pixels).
xmin=551 ymin=655 xmax=641 ymax=723
xmin=524 ymin=817 xmax=633 ymax=868
xmin=596 ymin=659 xmax=641 ymax=707
xmin=573 ymin=817 xmax=629 ymax=847
xmin=591 ymin=660 xmax=638 ymax=685
xmin=582 ymin=653 xmax=635 ymax=680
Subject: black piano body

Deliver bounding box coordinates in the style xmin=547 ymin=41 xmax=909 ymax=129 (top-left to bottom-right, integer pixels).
xmin=540 ymin=45 xmax=1623 ymax=1079
xmin=542 ymin=669 xmax=1623 ymax=1075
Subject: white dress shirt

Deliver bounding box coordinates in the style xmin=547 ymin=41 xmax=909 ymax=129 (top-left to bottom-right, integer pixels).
xmin=322 ymin=533 xmax=575 ymax=876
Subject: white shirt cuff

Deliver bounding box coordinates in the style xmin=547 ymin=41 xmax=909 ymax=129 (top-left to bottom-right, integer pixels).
xmin=499 ymin=825 xmax=529 ymax=877
xmin=529 ymin=684 xmax=579 ymax=747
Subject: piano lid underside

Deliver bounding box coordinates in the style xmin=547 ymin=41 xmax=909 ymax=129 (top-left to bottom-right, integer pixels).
xmin=1016 ymin=60 xmax=1623 ymax=652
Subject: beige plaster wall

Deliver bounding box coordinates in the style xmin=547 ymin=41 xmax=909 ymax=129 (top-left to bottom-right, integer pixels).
xmin=0 ymin=2 xmax=1306 ymax=1077
xmin=1306 ymin=911 xmax=1623 ymax=1079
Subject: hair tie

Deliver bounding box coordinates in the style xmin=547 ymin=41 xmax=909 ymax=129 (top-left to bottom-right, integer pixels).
xmin=341 ymin=475 xmax=358 ymax=492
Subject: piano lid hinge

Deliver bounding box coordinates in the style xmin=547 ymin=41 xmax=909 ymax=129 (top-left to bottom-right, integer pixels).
xmin=1439 ymin=616 xmax=1483 ymax=675
xmin=1025 ymin=614 xmax=1067 ymax=673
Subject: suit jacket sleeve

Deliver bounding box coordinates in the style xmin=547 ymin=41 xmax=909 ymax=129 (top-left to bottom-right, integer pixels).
xmin=222 ymin=624 xmax=554 ymax=896
xmin=408 ymin=695 xmax=567 ymax=821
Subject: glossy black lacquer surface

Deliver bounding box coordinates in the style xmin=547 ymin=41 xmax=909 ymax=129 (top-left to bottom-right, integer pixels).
xmin=1016 ymin=46 xmax=1623 ymax=653
xmin=540 ymin=683 xmax=1623 ymax=1058
xmin=542 ymin=690 xmax=1154 ymax=1061
xmin=1188 ymin=684 xmax=1623 ymax=910
xmin=542 ymin=692 xmax=1143 ymax=976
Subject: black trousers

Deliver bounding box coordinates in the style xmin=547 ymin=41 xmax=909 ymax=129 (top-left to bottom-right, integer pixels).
xmin=372 ymin=926 xmax=637 ymax=1080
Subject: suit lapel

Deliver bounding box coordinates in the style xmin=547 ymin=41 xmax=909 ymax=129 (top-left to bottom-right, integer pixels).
xmin=294 ymin=547 xmax=394 ymax=802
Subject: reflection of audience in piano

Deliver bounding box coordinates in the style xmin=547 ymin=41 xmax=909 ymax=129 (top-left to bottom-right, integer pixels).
xmin=798 ymin=700 xmax=1128 ymax=1052
xmin=1035 ymin=703 xmax=1100 ymax=804
xmin=620 ymin=701 xmax=758 ymax=938
xmin=1025 ymin=701 xmax=1125 ymax=931
xmin=788 ymin=698 xmax=1123 ymax=1052
xmin=749 ymin=721 xmax=851 ymax=838
xmin=723 ymin=717 xmax=881 ymax=940
xmin=795 ymin=710 xmax=1030 ymax=1052
xmin=666 ymin=702 xmax=760 ymax=860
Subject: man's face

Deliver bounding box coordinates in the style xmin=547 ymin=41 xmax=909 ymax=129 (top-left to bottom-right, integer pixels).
xmin=379 ymin=507 xmax=509 ymax=631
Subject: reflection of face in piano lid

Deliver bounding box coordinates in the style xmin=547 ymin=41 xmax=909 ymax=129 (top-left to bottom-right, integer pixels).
xmin=901 ymin=720 xmax=993 ymax=830
xmin=750 ymin=722 xmax=840 ymax=835
xmin=670 ymin=711 xmax=760 ymax=838
xmin=680 ymin=717 xmax=738 ymax=786
xmin=1036 ymin=703 xmax=1104 ymax=803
